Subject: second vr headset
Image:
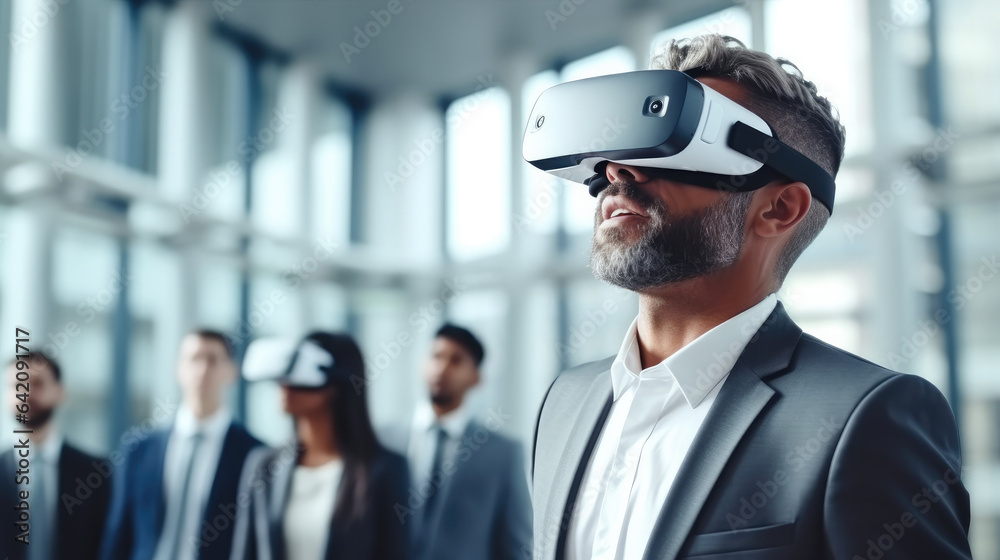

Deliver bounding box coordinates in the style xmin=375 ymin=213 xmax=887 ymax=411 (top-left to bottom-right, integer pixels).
xmin=522 ymin=70 xmax=836 ymax=214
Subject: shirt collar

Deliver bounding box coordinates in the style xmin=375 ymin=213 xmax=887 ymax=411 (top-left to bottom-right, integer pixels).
xmin=413 ymin=399 xmax=471 ymax=439
xmin=173 ymin=404 xmax=231 ymax=440
xmin=610 ymin=293 xmax=778 ymax=408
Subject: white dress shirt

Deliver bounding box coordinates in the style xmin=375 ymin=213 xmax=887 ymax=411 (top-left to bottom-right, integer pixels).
xmin=283 ymin=459 xmax=344 ymax=560
xmin=406 ymin=400 xmax=471 ymax=487
xmin=34 ymin=430 xmax=62 ymax=530
xmin=567 ymin=293 xmax=778 ymax=560
xmin=154 ymin=405 xmax=232 ymax=560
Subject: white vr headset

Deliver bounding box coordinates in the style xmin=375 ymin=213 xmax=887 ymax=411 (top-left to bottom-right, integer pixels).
xmin=522 ymin=70 xmax=836 ymax=214
xmin=243 ymin=337 xmax=338 ymax=389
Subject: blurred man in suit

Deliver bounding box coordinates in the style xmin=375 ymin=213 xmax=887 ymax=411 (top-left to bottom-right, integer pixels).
xmin=100 ymin=329 xmax=261 ymax=560
xmin=381 ymin=324 xmax=531 ymax=560
xmin=1 ymin=351 xmax=111 ymax=560
xmin=531 ymin=35 xmax=971 ymax=559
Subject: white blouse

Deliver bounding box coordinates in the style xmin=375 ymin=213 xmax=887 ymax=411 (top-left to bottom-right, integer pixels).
xmin=283 ymin=459 xmax=345 ymax=560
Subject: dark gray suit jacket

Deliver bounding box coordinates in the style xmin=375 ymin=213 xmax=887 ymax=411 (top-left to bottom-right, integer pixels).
xmin=381 ymin=418 xmax=533 ymax=560
xmin=531 ymin=301 xmax=972 ymax=559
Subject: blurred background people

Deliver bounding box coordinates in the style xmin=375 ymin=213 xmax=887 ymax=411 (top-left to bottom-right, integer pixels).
xmin=230 ymin=331 xmax=410 ymax=560
xmin=99 ymin=329 xmax=262 ymax=560
xmin=1 ymin=351 xmax=110 ymax=560
xmin=380 ymin=324 xmax=531 ymax=560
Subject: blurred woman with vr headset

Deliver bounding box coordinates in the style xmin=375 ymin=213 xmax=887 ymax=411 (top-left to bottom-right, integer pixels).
xmin=230 ymin=332 xmax=411 ymax=560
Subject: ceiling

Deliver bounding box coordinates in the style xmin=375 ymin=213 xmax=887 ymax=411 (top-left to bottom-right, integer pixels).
xmin=219 ymin=0 xmax=734 ymax=99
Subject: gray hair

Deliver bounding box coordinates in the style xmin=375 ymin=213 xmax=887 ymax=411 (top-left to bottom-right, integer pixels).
xmin=650 ymin=34 xmax=846 ymax=286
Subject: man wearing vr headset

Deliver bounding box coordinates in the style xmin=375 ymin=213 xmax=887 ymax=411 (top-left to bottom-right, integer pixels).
xmin=529 ymin=35 xmax=971 ymax=559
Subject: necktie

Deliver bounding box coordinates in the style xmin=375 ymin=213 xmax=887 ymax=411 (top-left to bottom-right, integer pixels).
xmin=163 ymin=431 xmax=205 ymax=560
xmin=28 ymin=454 xmax=50 ymax=560
xmin=422 ymin=426 xmax=449 ymax=524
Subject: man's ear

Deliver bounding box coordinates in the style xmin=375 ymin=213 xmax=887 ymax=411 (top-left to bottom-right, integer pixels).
xmin=752 ymin=181 xmax=812 ymax=238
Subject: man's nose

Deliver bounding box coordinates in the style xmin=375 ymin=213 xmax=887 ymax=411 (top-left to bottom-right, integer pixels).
xmin=605 ymin=162 xmax=650 ymax=184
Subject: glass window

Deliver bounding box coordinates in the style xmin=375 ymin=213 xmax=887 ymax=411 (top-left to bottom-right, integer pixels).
xmin=250 ymin=61 xmax=302 ymax=238
xmin=563 ymin=281 xmax=637 ymax=368
xmin=765 ymin=0 xmax=873 ymax=156
xmin=447 ymin=289 xmax=508 ymax=412
xmin=197 ymin=37 xmax=251 ymax=221
xmin=445 ymin=86 xmax=511 ymax=260
xmin=649 ymin=6 xmax=753 ymax=54
xmin=311 ymin=96 xmax=353 ymax=246
xmin=50 ymin=226 xmax=119 ymax=452
xmin=560 ymin=45 xmax=636 ymax=82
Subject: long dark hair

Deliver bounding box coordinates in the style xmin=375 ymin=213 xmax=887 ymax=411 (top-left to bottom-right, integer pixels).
xmin=300 ymin=331 xmax=380 ymax=522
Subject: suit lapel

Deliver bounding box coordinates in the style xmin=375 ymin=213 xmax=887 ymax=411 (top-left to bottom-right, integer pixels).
xmin=55 ymin=442 xmax=72 ymax=553
xmin=641 ymin=302 xmax=802 ymax=560
xmin=269 ymin=442 xmax=298 ymax=555
xmin=549 ymin=370 xmax=615 ymax=558
xmin=430 ymin=420 xmax=476 ymax=528
xmin=149 ymin=429 xmax=171 ymax=535
xmin=203 ymin=424 xmax=239 ymax=523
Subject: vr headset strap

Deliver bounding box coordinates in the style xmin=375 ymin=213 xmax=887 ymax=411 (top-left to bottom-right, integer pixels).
xmin=586 ymin=122 xmax=836 ymax=215
xmin=727 ymin=121 xmax=836 ymax=214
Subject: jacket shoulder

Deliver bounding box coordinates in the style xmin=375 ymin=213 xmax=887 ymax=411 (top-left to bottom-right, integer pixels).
xmin=777 ymin=333 xmax=955 ymax=422
xmin=798 ymin=333 xmax=896 ymax=373
xmin=788 ymin=333 xmax=904 ymax=389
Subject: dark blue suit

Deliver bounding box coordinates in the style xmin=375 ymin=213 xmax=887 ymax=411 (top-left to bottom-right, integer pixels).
xmin=99 ymin=423 xmax=261 ymax=560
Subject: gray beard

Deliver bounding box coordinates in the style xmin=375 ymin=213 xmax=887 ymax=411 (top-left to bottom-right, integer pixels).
xmin=589 ymin=180 xmax=752 ymax=291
